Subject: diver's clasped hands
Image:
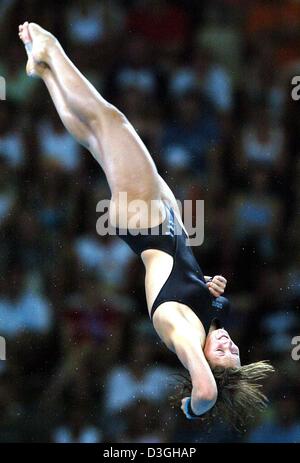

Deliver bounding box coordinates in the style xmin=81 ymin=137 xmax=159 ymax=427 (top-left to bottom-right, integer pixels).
xmin=206 ymin=275 xmax=227 ymax=298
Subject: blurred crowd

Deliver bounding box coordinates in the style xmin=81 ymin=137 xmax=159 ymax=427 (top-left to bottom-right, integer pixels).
xmin=0 ymin=0 xmax=300 ymax=443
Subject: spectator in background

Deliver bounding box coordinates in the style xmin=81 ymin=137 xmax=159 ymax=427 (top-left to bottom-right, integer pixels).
xmin=108 ymin=34 xmax=164 ymax=152
xmin=37 ymin=112 xmax=81 ymax=173
xmin=195 ymin=3 xmax=243 ymax=84
xmin=193 ymin=47 xmax=234 ymax=116
xmin=65 ymin=0 xmax=124 ymax=48
xmin=0 ymin=374 xmax=23 ymax=442
xmin=11 ymin=208 xmax=44 ymax=272
xmin=0 ymin=159 xmax=16 ymax=230
xmin=116 ymin=399 xmax=169 ymax=443
xmin=161 ymin=89 xmax=221 ymax=187
xmin=0 ymin=105 xmax=25 ymax=169
xmin=64 ymin=0 xmax=125 ymax=76
xmin=126 ymin=0 xmax=190 ymax=66
xmin=259 ymin=296 xmax=299 ymax=358
xmin=247 ymin=396 xmax=300 ymax=443
xmin=169 ymin=51 xmax=233 ymax=115
xmin=245 ymin=0 xmax=300 ymax=70
xmin=0 ymin=266 xmax=52 ymax=339
xmin=74 ymin=230 xmax=135 ymax=290
xmin=113 ymin=35 xmax=159 ymax=97
xmin=62 ymin=273 xmax=125 ymax=362
xmin=168 ymin=46 xmax=233 ymax=141
xmin=39 ymin=335 xmax=105 ymax=430
xmin=52 ymin=406 xmax=103 ymax=443
xmin=0 ymin=0 xmax=16 ymax=27
xmin=230 ymin=169 xmax=282 ymax=261
xmin=4 ymin=45 xmax=38 ymax=105
xmin=236 ymin=106 xmax=286 ymax=176
xmin=104 ymin=331 xmax=173 ymax=438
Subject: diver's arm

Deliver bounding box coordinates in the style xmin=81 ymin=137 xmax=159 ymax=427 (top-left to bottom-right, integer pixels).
xmin=171 ymin=330 xmax=217 ymax=416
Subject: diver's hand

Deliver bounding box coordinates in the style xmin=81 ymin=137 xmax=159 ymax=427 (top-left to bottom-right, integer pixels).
xmin=206 ymin=275 xmax=227 ymax=298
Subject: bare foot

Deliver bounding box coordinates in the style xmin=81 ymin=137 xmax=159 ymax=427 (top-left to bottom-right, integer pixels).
xmin=19 ymin=21 xmax=57 ymax=68
xmin=18 ymin=21 xmax=48 ymax=77
xmin=28 ymin=22 xmax=58 ymax=64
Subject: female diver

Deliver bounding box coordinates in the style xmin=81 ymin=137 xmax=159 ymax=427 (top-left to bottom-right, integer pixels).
xmin=18 ymin=22 xmax=274 ymax=429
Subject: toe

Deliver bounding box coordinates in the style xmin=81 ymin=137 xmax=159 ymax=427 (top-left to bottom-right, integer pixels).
xmin=28 ymin=23 xmax=35 ymax=38
xmin=28 ymin=22 xmax=44 ymax=37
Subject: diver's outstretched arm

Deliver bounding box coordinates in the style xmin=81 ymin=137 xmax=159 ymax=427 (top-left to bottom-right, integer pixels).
xmin=171 ymin=330 xmax=217 ymax=416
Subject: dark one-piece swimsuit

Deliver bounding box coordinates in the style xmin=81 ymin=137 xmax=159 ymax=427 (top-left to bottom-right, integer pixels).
xmin=115 ymin=203 xmax=230 ymax=332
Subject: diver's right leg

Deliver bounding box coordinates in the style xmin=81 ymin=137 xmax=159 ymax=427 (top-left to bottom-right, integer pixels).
xmin=19 ymin=21 xmax=169 ymax=228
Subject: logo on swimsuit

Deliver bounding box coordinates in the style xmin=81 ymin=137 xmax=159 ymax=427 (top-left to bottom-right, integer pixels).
xmin=291 ymin=336 xmax=300 ymax=361
xmin=0 ymin=76 xmax=6 ymax=101
xmin=0 ymin=336 xmax=6 ymax=361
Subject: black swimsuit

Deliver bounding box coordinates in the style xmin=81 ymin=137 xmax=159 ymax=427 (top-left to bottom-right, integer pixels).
xmin=116 ymin=204 xmax=230 ymax=332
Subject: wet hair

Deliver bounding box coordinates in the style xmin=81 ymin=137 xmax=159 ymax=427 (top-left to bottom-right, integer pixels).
xmin=170 ymin=361 xmax=275 ymax=432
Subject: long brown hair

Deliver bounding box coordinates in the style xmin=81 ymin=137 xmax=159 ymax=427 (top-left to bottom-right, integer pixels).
xmin=170 ymin=360 xmax=275 ymax=432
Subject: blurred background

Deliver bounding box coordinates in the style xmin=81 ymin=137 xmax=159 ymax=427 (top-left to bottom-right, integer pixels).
xmin=0 ymin=0 xmax=300 ymax=443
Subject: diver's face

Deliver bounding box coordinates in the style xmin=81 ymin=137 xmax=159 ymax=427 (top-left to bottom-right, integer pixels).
xmin=204 ymin=329 xmax=241 ymax=368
